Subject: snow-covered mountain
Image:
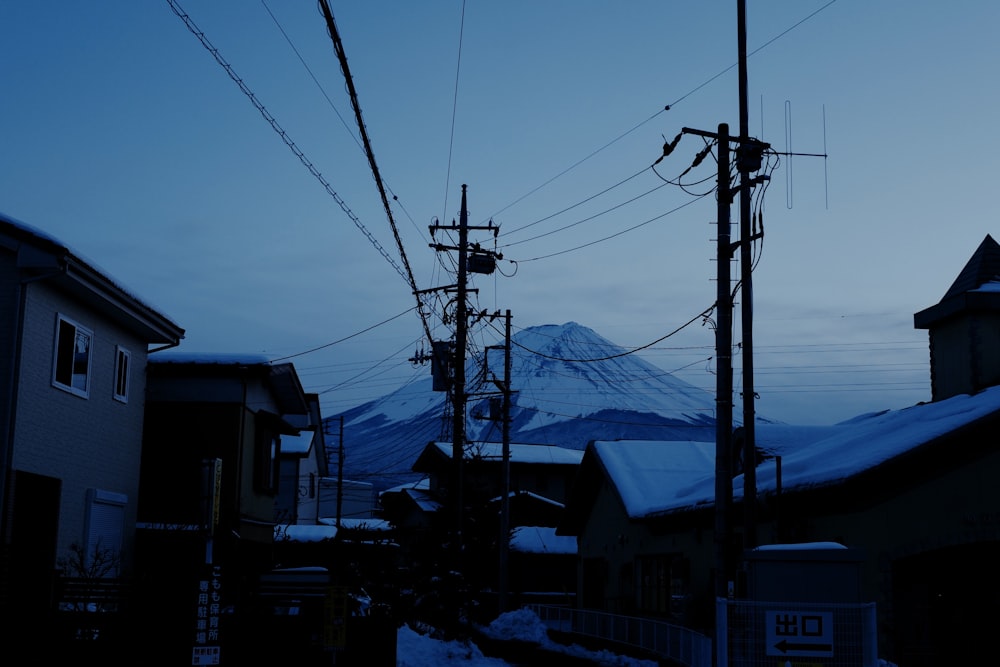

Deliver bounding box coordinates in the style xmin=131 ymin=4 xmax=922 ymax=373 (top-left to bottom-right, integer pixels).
xmin=325 ymin=322 xmax=718 ymax=491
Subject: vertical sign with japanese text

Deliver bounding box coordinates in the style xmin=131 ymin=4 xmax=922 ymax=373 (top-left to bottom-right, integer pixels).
xmin=191 ymin=564 xmax=223 ymax=665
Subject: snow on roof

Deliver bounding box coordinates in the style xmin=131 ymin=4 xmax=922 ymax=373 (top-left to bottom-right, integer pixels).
xmin=377 ymin=478 xmax=441 ymax=513
xmin=738 ymin=385 xmax=1000 ymax=499
xmin=380 ymin=477 xmax=429 ymax=496
xmin=597 ymin=386 xmax=1000 ymax=519
xmin=408 ymin=488 xmax=443 ymax=513
xmin=276 ymin=524 xmax=337 ymax=543
xmin=432 ymin=441 xmax=584 ymax=465
xmin=752 ymin=542 xmax=847 ymax=551
xmin=593 ymin=440 xmax=716 ymax=518
xmin=489 ymin=490 xmax=565 ymax=508
xmin=150 ymin=351 xmax=273 ymax=365
xmin=972 ymin=280 xmax=1000 ymax=293
xmin=318 ymin=517 xmax=391 ymax=531
xmin=748 ymin=424 xmax=844 ymax=456
xmin=511 ymin=526 xmax=577 ymax=555
xmin=1 ymin=211 xmax=183 ymax=337
xmin=281 ymin=430 xmax=314 ymax=456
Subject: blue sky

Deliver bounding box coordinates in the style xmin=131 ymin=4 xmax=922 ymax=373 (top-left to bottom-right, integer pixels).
xmin=3 ymin=1 xmax=998 ymax=426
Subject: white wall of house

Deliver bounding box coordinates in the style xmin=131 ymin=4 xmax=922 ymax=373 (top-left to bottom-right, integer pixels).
xmin=12 ymin=281 xmax=149 ymax=573
xmin=318 ymin=478 xmax=375 ymax=522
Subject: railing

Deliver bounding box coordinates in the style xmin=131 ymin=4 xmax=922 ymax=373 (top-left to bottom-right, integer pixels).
xmin=52 ymin=577 xmax=132 ymax=643
xmin=527 ymin=603 xmax=713 ymax=667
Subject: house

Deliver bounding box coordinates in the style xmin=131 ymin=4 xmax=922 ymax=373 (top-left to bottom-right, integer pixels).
xmin=318 ymin=477 xmax=377 ymax=523
xmin=508 ymin=525 xmax=577 ymax=607
xmin=137 ymin=353 xmax=312 ymax=566
xmin=557 ymin=440 xmax=718 ymax=624
xmin=276 ymin=393 xmax=328 ymax=527
xmin=396 ymin=440 xmax=583 ymax=543
xmin=383 ymin=440 xmax=583 ymax=614
xmin=411 ymin=440 xmax=583 ymax=507
xmin=133 ymin=353 xmax=312 ymax=661
xmin=0 ymin=212 xmax=184 ymax=636
xmin=558 ymin=234 xmax=1000 ymax=666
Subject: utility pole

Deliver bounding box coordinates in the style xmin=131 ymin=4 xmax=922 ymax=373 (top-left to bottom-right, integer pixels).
xmin=680 ymin=120 xmax=766 ymax=598
xmin=496 ymin=310 xmax=512 ymax=613
xmin=737 ymin=0 xmax=758 ymax=552
xmin=681 ymin=124 xmax=736 ymax=598
xmin=452 ymin=184 xmax=470 ymax=554
xmin=712 ymin=124 xmax=735 ymax=600
xmin=428 ymin=184 xmax=502 ymax=568
xmin=336 ymin=415 xmax=344 ymax=530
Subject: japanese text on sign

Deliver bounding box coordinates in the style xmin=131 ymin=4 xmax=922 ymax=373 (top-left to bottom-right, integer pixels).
xmin=765 ymin=610 xmax=834 ymax=658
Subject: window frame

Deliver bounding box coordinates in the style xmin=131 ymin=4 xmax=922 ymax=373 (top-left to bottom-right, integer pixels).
xmin=113 ymin=345 xmax=131 ymax=403
xmin=52 ymin=314 xmax=93 ymax=398
xmin=254 ymin=429 xmax=281 ymax=495
xmin=82 ymin=488 xmax=127 ymax=578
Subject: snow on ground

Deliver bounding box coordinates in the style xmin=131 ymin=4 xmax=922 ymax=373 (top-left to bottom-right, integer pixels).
xmin=396 ymin=624 xmax=510 ymax=667
xmin=396 ymin=608 xmax=657 ymax=667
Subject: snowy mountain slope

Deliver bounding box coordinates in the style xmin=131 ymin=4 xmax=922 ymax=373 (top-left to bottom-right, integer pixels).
xmin=326 ymin=322 xmax=718 ymax=491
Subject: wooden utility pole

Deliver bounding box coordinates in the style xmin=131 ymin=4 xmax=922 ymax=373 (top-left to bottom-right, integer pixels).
xmin=713 ymin=123 xmax=736 ymax=599
xmin=336 ymin=415 xmax=344 ymax=530
xmin=452 ymin=184 xmax=470 ymax=552
xmin=737 ymin=0 xmax=758 ymax=551
xmin=497 ymin=310 xmax=512 ymax=613
xmin=428 ymin=184 xmax=501 ymax=568
xmin=681 ymin=123 xmax=741 ymax=599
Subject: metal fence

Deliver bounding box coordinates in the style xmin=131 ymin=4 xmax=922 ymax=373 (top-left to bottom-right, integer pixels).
xmin=716 ymin=598 xmax=878 ymax=667
xmin=526 ymin=603 xmax=713 ymax=667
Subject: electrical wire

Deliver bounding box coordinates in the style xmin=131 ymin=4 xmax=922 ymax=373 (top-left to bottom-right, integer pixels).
xmin=316 ymin=0 xmax=435 ymax=347
xmin=500 ymin=166 xmax=652 ymax=239
xmin=496 ymin=305 xmax=715 ymax=364
xmin=268 ymin=306 xmax=416 ymax=362
xmin=513 ymin=193 xmax=711 ymax=263
xmin=165 ymin=0 xmax=408 ymax=284
xmin=484 ymin=1 xmax=841 ymax=222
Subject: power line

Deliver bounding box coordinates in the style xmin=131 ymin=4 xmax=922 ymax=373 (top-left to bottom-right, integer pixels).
xmin=485 ymin=1 xmax=841 ymax=225
xmin=317 ymin=0 xmax=435 ymax=348
xmin=165 ymin=0 xmax=408 ymax=284
xmin=269 ymin=306 xmax=416 ymax=362
xmin=513 ymin=193 xmax=711 ymax=262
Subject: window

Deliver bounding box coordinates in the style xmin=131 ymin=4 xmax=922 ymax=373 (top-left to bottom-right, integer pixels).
xmin=113 ymin=346 xmax=131 ymax=403
xmin=83 ymin=488 xmax=127 ymax=578
xmin=254 ymin=429 xmax=280 ymax=494
xmin=636 ymin=554 xmax=671 ymax=614
xmin=635 ymin=554 xmax=690 ymax=618
xmin=53 ymin=315 xmax=92 ymax=397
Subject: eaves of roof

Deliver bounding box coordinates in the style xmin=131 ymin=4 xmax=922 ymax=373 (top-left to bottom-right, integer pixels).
xmin=2 ymin=213 xmax=184 ymax=345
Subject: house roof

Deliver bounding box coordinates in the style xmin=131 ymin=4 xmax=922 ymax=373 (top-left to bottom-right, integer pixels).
xmin=1 ymin=211 xmax=184 ymax=345
xmin=277 ymin=524 xmax=338 ymax=543
xmin=942 ymin=234 xmax=1000 ymax=300
xmin=281 ymin=429 xmax=315 ymax=456
xmin=413 ymin=441 xmax=584 ymax=472
xmin=511 ymin=526 xmax=577 ymax=555
xmin=561 ymin=385 xmax=1000 ymax=531
xmin=914 ymin=234 xmax=1000 ymax=328
xmin=591 ymin=440 xmax=717 ymax=520
xmin=488 ymin=489 xmax=565 ymax=508
xmin=149 ymin=354 xmax=310 ymax=418
xmin=379 ymin=478 xmax=442 ymax=515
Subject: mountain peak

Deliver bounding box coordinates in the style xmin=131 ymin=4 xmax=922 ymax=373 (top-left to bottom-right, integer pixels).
xmin=329 ymin=322 xmax=717 ymax=490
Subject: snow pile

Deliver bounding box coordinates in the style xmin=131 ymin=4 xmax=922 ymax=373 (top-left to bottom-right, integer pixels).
xmin=396 ymin=624 xmax=509 ymax=666
xmin=482 ymin=609 xmax=658 ymax=667
xmin=485 ymin=607 xmax=550 ymax=643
